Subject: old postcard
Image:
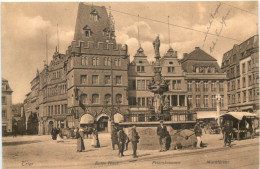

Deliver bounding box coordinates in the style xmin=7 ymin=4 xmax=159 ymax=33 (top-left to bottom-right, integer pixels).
xmin=1 ymin=1 xmax=259 ymax=169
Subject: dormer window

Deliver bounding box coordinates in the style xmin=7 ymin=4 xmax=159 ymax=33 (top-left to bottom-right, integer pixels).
xmin=83 ymin=25 xmax=92 ymax=38
xmin=139 ymin=61 xmax=143 ymax=64
xmin=169 ymin=61 xmax=173 ymax=65
xmin=90 ymin=9 xmax=99 ymax=21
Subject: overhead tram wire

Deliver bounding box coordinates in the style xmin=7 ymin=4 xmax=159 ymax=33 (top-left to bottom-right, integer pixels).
xmin=219 ymin=1 xmax=258 ymax=16
xmin=108 ymin=8 xmax=243 ymax=42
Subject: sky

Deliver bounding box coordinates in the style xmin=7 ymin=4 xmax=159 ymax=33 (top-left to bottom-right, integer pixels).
xmin=1 ymin=1 xmax=258 ymax=104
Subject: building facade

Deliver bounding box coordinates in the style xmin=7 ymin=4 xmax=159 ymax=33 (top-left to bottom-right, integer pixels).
xmin=181 ymin=47 xmax=228 ymax=119
xmin=2 ymin=78 xmax=13 ymax=135
xmin=221 ymin=35 xmax=259 ymax=112
xmin=24 ymin=3 xmax=229 ymax=134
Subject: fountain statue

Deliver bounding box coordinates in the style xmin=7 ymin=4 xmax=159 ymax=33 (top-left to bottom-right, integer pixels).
xmin=148 ymin=36 xmax=169 ymax=116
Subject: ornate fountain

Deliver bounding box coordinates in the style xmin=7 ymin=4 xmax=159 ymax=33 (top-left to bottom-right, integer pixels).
xmin=148 ymin=36 xmax=170 ymax=117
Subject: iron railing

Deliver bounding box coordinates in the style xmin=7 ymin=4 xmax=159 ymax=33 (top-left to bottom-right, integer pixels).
xmin=124 ymin=112 xmax=197 ymax=122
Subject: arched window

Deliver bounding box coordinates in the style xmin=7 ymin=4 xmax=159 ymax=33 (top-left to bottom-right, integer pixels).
xmin=92 ymin=94 xmax=99 ymax=104
xmin=104 ymin=94 xmax=111 ymax=104
xmin=92 ymin=57 xmax=99 ymax=66
xmin=116 ymin=94 xmax=122 ymax=104
xmin=80 ymin=94 xmax=88 ymax=104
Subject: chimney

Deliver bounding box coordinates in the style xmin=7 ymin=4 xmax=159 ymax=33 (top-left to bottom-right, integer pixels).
xmin=183 ymin=53 xmax=188 ymax=58
xmin=195 ymin=47 xmax=200 ymax=50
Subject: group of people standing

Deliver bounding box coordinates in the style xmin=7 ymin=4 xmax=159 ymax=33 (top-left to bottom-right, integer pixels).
xmin=75 ymin=127 xmax=100 ymax=152
xmin=111 ymin=125 xmax=140 ymax=158
xmin=51 ymin=127 xmax=63 ymax=143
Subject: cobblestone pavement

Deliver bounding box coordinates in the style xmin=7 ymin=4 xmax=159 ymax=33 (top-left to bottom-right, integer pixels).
xmin=2 ymin=133 xmax=259 ymax=169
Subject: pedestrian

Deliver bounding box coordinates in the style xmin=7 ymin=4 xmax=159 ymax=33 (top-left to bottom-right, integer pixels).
xmin=93 ymin=128 xmax=100 ymax=148
xmin=118 ymin=127 xmax=126 ymax=157
xmin=194 ymin=121 xmax=202 ymax=149
xmin=56 ymin=128 xmax=64 ymax=143
xmin=157 ymin=120 xmax=168 ymax=152
xmin=130 ymin=125 xmax=140 ymax=158
xmin=12 ymin=125 xmax=17 ymax=138
xmin=111 ymin=126 xmax=119 ymax=150
xmin=124 ymin=132 xmax=130 ymax=151
xmin=223 ymin=121 xmax=233 ymax=147
xmin=75 ymin=127 xmax=85 ymax=152
xmin=51 ymin=127 xmax=57 ymax=140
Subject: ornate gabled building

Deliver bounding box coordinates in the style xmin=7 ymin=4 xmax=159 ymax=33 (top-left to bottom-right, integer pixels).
xmin=127 ymin=47 xmax=154 ymax=120
xmin=181 ymin=47 xmax=228 ymax=119
xmin=65 ymin=3 xmax=129 ymax=132
xmin=2 ymin=78 xmax=13 ymax=135
xmin=221 ymin=35 xmax=259 ymax=112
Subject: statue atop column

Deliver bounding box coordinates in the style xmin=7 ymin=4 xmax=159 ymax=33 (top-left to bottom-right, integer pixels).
xmin=153 ymin=35 xmax=160 ymax=59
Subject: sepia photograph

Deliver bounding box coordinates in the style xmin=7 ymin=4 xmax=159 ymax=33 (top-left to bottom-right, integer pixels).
xmin=1 ymin=1 xmax=259 ymax=169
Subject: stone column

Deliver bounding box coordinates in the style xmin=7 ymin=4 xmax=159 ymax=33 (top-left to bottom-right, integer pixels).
xmin=170 ymin=95 xmax=172 ymax=106
xmin=108 ymin=120 xmax=111 ymax=133
xmin=184 ymin=95 xmax=187 ymax=107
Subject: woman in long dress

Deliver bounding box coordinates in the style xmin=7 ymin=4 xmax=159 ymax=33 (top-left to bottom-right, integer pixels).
xmin=76 ymin=127 xmax=85 ymax=152
xmin=56 ymin=128 xmax=64 ymax=143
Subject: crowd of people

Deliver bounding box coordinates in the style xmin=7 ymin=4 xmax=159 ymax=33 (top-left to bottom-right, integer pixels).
xmin=50 ymin=119 xmax=248 ymax=158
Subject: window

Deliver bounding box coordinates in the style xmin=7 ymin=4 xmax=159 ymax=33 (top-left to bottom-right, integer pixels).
xmin=137 ymin=80 xmax=145 ymax=90
xmin=242 ymin=63 xmax=245 ymax=73
xmin=203 ymin=95 xmax=209 ymax=107
xmin=104 ymin=57 xmax=111 ymax=66
xmin=81 ymin=56 xmax=88 ymax=65
xmin=228 ymin=95 xmax=231 ymax=105
xmin=80 ymin=94 xmax=88 ymax=104
xmin=187 ymin=95 xmax=192 ymax=107
xmin=219 ymin=81 xmax=224 ymax=92
xmin=249 ymin=90 xmax=253 ymax=101
xmin=237 ymin=79 xmax=240 ymax=89
xmin=104 ymin=94 xmax=111 ymax=104
xmin=212 ymin=95 xmax=216 ymax=108
xmin=248 ymin=60 xmax=251 ymax=71
xmin=2 ymin=96 xmax=6 ymax=105
xmin=92 ymin=57 xmax=99 ymax=66
xmin=168 ymin=67 xmax=175 ymax=73
xmin=236 ymin=65 xmax=240 ymax=76
xmin=80 ymin=75 xmax=87 ymax=84
xmin=132 ymin=80 xmax=136 ymax=90
xmin=232 ymin=94 xmax=235 ymax=104
xmin=172 ymin=80 xmax=181 ymax=90
xmin=104 ymin=75 xmax=111 ymax=85
xmin=220 ymin=95 xmax=224 ymax=107
xmin=116 ymin=76 xmax=122 ymax=85
xmin=58 ymin=105 xmax=60 ymax=114
xmin=248 ymin=75 xmax=252 ymax=86
xmin=243 ymin=77 xmax=246 ymax=88
xmin=228 ymin=82 xmax=230 ymax=91
xmin=203 ymin=81 xmax=208 ymax=92
xmin=237 ymin=92 xmax=241 ymax=103
xmin=129 ymin=97 xmax=137 ymax=106
xmin=92 ymin=94 xmax=99 ymax=104
xmin=188 ymin=81 xmax=192 ymax=92
xmin=85 ymin=30 xmax=91 ymax=37
xmin=137 ymin=97 xmax=146 ymax=107
xmin=196 ymin=81 xmax=200 ymax=92
xmin=2 ymin=110 xmax=6 ymax=118
xmin=177 ymin=80 xmax=181 ymax=90
xmin=243 ymin=91 xmax=246 ymax=102
xmin=211 ymin=81 xmax=216 ymax=92
xmin=115 ymin=58 xmax=121 ymax=67
xmin=232 ymin=81 xmax=235 ymax=90
xmin=92 ymin=75 xmax=99 ymax=84
xmin=116 ymin=94 xmax=122 ymax=104
xmin=137 ymin=66 xmax=145 ymax=72
xmin=196 ymin=95 xmax=200 ymax=108
xmin=231 ymin=67 xmax=234 ymax=78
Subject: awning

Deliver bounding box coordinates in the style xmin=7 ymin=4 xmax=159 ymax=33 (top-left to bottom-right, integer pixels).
xmin=80 ymin=114 xmax=94 ymax=124
xmin=220 ymin=112 xmax=257 ymax=120
xmin=197 ymin=111 xmax=218 ymax=119
xmin=114 ymin=113 xmax=124 ymax=123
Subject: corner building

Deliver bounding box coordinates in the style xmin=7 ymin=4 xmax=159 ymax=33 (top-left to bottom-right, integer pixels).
xmin=66 ymin=3 xmax=129 ymax=132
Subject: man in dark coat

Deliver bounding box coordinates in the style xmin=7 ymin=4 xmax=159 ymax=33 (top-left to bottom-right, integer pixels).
xmin=51 ymin=127 xmax=57 ymax=140
xmin=194 ymin=121 xmax=202 ymax=148
xmin=157 ymin=120 xmax=168 ymax=152
xmin=118 ymin=127 xmax=126 ymax=157
xmin=131 ymin=125 xmax=140 ymax=158
xmin=111 ymin=126 xmax=119 ymax=150
xmin=223 ymin=121 xmax=233 ymax=147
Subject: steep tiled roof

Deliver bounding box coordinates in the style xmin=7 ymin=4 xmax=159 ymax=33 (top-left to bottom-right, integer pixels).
xmin=74 ymin=3 xmax=114 ymax=43
xmin=182 ymin=47 xmax=217 ymax=62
